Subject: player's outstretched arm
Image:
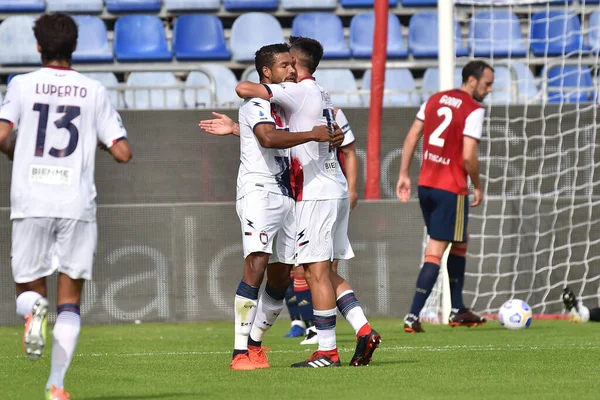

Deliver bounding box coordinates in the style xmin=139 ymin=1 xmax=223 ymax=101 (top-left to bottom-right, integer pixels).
xmin=109 ymin=139 xmax=132 ymax=163
xmin=235 ymin=82 xmax=270 ymax=100
xmin=199 ymin=112 xmax=240 ymax=137
xmin=396 ymin=119 xmax=424 ymax=202
xmin=0 ymin=122 xmax=15 ymax=160
xmin=463 ymin=137 xmax=482 ymax=207
xmin=254 ymin=124 xmax=335 ymax=149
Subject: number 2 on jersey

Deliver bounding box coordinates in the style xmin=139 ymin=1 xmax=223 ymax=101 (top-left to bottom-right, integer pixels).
xmin=33 ymin=103 xmax=80 ymax=158
xmin=429 ymin=106 xmax=452 ymax=148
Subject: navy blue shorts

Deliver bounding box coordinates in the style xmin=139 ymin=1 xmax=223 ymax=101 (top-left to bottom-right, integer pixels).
xmin=418 ymin=186 xmax=468 ymax=243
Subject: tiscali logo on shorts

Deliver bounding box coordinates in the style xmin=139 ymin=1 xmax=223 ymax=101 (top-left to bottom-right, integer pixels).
xmin=259 ymin=231 xmax=268 ymax=245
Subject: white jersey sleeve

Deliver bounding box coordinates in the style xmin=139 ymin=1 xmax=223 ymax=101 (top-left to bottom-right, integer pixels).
xmin=242 ymin=98 xmax=276 ymax=132
xmin=95 ymin=86 xmax=128 ymax=148
xmin=416 ymin=101 xmax=427 ymax=121
xmin=0 ymin=77 xmax=23 ymax=128
xmin=334 ymin=108 xmax=355 ymax=147
xmin=463 ymin=108 xmax=485 ymax=141
xmin=264 ymin=82 xmax=307 ymax=115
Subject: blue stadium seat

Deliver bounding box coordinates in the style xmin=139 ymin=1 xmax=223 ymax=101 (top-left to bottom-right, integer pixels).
xmin=350 ymin=12 xmax=408 ymax=58
xmin=313 ymin=69 xmax=363 ymax=107
xmin=165 ymin=0 xmax=220 ymax=10
xmin=340 ymin=0 xmax=398 ymax=7
xmin=482 ymin=66 xmax=513 ymax=105
xmin=421 ymin=67 xmax=462 ymax=102
xmin=243 ymin=66 xmax=260 ymax=83
xmin=231 ymin=13 xmax=284 ymax=62
xmin=546 ymin=66 xmax=594 ymax=103
xmin=0 ymin=0 xmax=44 ymax=12
xmin=362 ymin=69 xmax=420 ymax=106
xmin=409 ymin=12 xmax=468 ymax=58
xmin=72 ymin=16 xmax=113 ymax=63
xmin=510 ymin=61 xmax=539 ymax=103
xmin=106 ymin=0 xmax=162 ymax=12
xmin=187 ymin=65 xmax=240 ymax=108
xmin=469 ymin=11 xmax=528 ymax=57
xmin=0 ymin=16 xmax=40 ymax=65
xmin=401 ymin=0 xmax=437 ymax=6
xmin=83 ymin=72 xmax=121 ymax=107
xmin=292 ymin=13 xmax=350 ymax=59
xmin=589 ymin=11 xmax=600 ymax=53
xmin=173 ymin=15 xmax=230 ymax=60
xmin=114 ymin=15 xmax=172 ymax=62
xmin=530 ymin=11 xmax=588 ymax=56
xmin=47 ymin=0 xmax=103 ymax=12
xmin=282 ymin=0 xmax=336 ymax=10
xmin=224 ymin=0 xmax=278 ymax=11
xmin=184 ymin=72 xmax=213 ymax=109
xmin=125 ymin=72 xmax=183 ymax=110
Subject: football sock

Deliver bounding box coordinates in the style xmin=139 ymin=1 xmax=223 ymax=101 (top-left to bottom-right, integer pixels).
xmin=248 ymin=283 xmax=285 ymax=347
xmin=336 ymin=290 xmax=370 ymax=336
xmin=447 ymin=253 xmax=467 ymax=310
xmin=285 ymin=278 xmax=299 ymax=321
xmin=294 ymin=277 xmax=314 ymax=325
xmin=16 ymin=291 xmax=43 ymax=317
xmin=313 ymin=308 xmax=337 ymax=352
xmin=46 ymin=304 xmax=81 ymax=390
xmin=233 ymin=281 xmax=259 ymax=358
xmin=409 ymin=257 xmax=441 ymax=317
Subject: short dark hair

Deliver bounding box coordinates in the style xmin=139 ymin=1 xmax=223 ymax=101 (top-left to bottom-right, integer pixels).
xmin=255 ymin=43 xmax=290 ymax=79
xmin=462 ymin=60 xmax=494 ymax=83
xmin=288 ymin=36 xmax=323 ymax=75
xmin=33 ymin=13 xmax=78 ymax=63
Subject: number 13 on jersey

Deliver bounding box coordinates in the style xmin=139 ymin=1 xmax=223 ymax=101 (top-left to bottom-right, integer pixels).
xmin=33 ymin=103 xmax=80 ymax=158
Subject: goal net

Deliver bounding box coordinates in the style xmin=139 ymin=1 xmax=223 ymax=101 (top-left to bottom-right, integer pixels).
xmin=422 ymin=0 xmax=600 ymax=322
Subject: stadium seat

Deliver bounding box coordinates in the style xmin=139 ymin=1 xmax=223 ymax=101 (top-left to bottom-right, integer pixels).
xmin=546 ymin=66 xmax=594 ymax=103
xmin=0 ymin=16 xmax=40 ymax=65
xmin=194 ymin=64 xmax=240 ymax=108
xmin=469 ymin=11 xmax=528 ymax=57
xmin=224 ymin=0 xmax=278 ymax=11
xmin=231 ymin=13 xmax=284 ymax=62
xmin=483 ymin=66 xmax=513 ymax=105
xmin=125 ymin=72 xmax=183 ymax=110
xmin=362 ymin=69 xmax=420 ymax=106
xmin=106 ymin=0 xmax=162 ymax=12
xmin=292 ymin=13 xmax=350 ymax=59
xmin=173 ymin=15 xmax=230 ymax=60
xmin=350 ymin=12 xmax=408 ymax=58
xmin=530 ymin=11 xmax=588 ymax=56
xmin=0 ymin=0 xmax=44 ymax=12
xmin=589 ymin=11 xmax=600 ymax=53
xmin=313 ymin=69 xmax=363 ymax=107
xmin=114 ymin=15 xmax=172 ymax=62
xmin=165 ymin=0 xmax=220 ymax=10
xmin=401 ymin=0 xmax=437 ymax=5
xmin=184 ymin=72 xmax=213 ymax=109
xmin=83 ymin=72 xmax=121 ymax=107
xmin=47 ymin=0 xmax=104 ymax=12
xmin=72 ymin=16 xmax=113 ymax=63
xmin=340 ymin=0 xmax=398 ymax=7
xmin=509 ymin=61 xmax=539 ymax=103
xmin=421 ymin=67 xmax=462 ymax=102
xmin=409 ymin=12 xmax=468 ymax=58
xmin=244 ymin=67 xmax=260 ymax=83
xmin=282 ymin=0 xmax=337 ymax=10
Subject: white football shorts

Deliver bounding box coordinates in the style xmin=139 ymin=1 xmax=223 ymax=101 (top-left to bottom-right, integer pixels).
xmin=12 ymin=217 xmax=97 ymax=283
xmin=236 ymin=190 xmax=296 ymax=265
xmin=295 ymin=198 xmax=355 ymax=265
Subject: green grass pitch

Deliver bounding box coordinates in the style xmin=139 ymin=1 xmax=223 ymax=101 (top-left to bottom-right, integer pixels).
xmin=1 ymin=318 xmax=599 ymax=399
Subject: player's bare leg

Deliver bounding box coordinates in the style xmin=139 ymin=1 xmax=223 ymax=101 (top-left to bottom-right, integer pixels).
xmin=330 ymin=260 xmax=381 ymax=366
xmin=16 ymin=278 xmax=49 ymax=361
xmin=247 ymin=262 xmax=292 ymax=368
xmin=291 ymin=261 xmax=340 ymax=367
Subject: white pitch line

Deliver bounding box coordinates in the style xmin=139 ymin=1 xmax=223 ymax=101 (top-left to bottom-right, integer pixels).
xmin=0 ymin=343 xmax=598 ymax=360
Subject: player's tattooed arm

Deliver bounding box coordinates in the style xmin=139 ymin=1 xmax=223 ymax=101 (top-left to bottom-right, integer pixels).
xmin=0 ymin=121 xmax=15 ymax=160
xmin=396 ymin=119 xmax=425 ymax=202
xmin=199 ymin=112 xmax=240 ymax=137
xmin=235 ymin=81 xmax=270 ymax=100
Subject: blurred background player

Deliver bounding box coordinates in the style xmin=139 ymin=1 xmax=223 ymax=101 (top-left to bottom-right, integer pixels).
xmin=0 ymin=13 xmax=132 ymax=400
xmin=226 ymin=43 xmax=338 ymax=371
xmin=562 ymin=287 xmax=600 ymax=323
xmin=396 ymin=60 xmax=494 ymax=333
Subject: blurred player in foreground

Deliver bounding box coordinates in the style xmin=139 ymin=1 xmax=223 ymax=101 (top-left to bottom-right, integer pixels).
xmin=0 ymin=13 xmax=132 ymax=400
xmin=396 ymin=60 xmax=494 ymax=333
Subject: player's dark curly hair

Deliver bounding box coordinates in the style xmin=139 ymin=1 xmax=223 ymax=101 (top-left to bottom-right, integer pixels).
xmin=462 ymin=60 xmax=494 ymax=83
xmin=255 ymin=43 xmax=290 ymax=80
xmin=33 ymin=13 xmax=78 ymax=63
xmin=288 ymin=36 xmax=323 ymax=75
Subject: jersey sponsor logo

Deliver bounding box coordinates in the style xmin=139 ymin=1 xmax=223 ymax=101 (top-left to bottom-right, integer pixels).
xmin=29 ymin=164 xmax=73 ymax=185
xmin=324 ymin=160 xmax=339 ymax=175
xmin=424 ymin=150 xmax=450 ymax=165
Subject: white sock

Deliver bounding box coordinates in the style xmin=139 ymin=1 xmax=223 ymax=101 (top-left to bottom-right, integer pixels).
xmin=313 ymin=308 xmax=337 ymax=351
xmin=249 ymin=291 xmax=284 ymax=344
xmin=16 ymin=291 xmax=43 ymax=317
xmin=234 ymin=295 xmax=258 ymax=351
xmin=46 ymin=311 xmax=81 ymax=390
xmin=336 ymin=290 xmax=369 ymax=335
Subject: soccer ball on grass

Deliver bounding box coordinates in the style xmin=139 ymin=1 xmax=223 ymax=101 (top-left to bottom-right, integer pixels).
xmin=498 ymin=299 xmax=532 ymax=330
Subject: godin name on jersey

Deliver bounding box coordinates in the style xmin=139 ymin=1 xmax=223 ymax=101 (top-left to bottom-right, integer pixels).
xmin=438 ymin=95 xmax=462 ymax=109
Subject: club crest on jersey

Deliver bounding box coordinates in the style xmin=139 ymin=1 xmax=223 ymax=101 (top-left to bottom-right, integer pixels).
xmin=259 ymin=231 xmax=268 ymax=245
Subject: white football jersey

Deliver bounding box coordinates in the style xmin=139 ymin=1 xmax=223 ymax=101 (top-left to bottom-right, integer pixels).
xmin=335 ymin=108 xmax=356 ymax=147
xmin=0 ymin=67 xmax=127 ymax=221
xmin=265 ymin=78 xmax=348 ymax=201
xmin=236 ymin=97 xmax=292 ymax=199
